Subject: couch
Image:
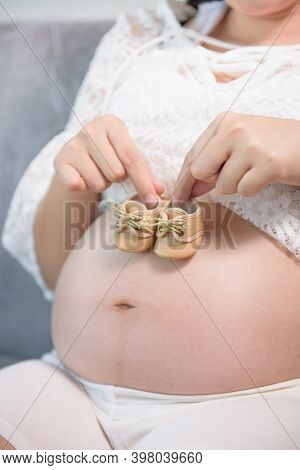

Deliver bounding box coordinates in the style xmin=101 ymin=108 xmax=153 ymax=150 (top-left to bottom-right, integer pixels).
xmin=0 ymin=21 xmax=112 ymax=368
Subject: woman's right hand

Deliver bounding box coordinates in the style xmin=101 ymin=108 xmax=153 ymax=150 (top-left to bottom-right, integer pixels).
xmin=54 ymin=115 xmax=164 ymax=205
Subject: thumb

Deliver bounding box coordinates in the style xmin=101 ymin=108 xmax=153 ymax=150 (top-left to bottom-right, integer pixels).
xmin=191 ymin=180 xmax=215 ymax=197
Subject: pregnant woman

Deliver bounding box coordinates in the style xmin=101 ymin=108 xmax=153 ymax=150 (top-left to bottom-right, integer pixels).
xmin=1 ymin=0 xmax=300 ymax=450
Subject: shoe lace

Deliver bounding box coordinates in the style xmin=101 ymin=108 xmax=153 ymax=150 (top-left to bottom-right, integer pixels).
xmin=156 ymin=217 xmax=187 ymax=238
xmin=112 ymin=202 xmax=204 ymax=243
xmin=114 ymin=205 xmax=159 ymax=234
xmin=157 ymin=212 xmax=205 ymax=243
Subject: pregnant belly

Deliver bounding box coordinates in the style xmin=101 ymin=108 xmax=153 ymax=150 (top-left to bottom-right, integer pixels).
xmin=51 ymin=204 xmax=300 ymax=394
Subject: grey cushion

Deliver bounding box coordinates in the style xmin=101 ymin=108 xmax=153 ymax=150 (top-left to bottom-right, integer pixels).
xmin=0 ymin=21 xmax=112 ymax=368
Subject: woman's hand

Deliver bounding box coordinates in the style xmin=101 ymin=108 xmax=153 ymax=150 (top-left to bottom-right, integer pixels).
xmin=55 ymin=115 xmax=164 ymax=204
xmin=173 ymin=113 xmax=300 ymax=202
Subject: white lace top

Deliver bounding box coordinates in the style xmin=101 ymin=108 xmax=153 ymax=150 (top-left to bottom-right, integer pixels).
xmin=2 ymin=0 xmax=300 ymax=301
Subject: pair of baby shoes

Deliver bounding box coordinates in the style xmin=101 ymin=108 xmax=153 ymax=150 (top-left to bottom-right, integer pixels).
xmin=112 ymin=195 xmax=205 ymax=260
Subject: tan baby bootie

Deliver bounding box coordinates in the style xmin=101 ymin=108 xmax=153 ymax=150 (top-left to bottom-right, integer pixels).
xmin=154 ymin=199 xmax=205 ymax=260
xmin=113 ymin=195 xmax=161 ymax=253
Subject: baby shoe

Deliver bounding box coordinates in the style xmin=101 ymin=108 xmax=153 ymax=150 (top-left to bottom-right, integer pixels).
xmin=154 ymin=199 xmax=205 ymax=260
xmin=113 ymin=195 xmax=161 ymax=253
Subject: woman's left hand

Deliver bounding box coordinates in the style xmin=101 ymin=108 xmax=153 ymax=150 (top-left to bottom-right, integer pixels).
xmin=173 ymin=112 xmax=300 ymax=202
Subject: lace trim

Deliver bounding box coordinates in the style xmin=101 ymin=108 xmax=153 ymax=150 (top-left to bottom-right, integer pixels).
xmin=2 ymin=0 xmax=300 ymax=303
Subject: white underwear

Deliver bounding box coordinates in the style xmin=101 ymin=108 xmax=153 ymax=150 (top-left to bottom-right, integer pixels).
xmin=41 ymin=349 xmax=300 ymax=450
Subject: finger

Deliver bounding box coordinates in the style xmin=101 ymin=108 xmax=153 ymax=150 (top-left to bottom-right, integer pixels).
xmin=173 ymin=115 xmax=228 ymax=202
xmin=173 ymin=169 xmax=196 ymax=203
xmin=190 ymin=131 xmax=230 ymax=182
xmin=74 ymin=152 xmax=110 ymax=193
xmin=86 ymin=131 xmax=126 ymax=182
xmin=173 ymin=134 xmax=226 ymax=202
xmin=153 ymin=179 xmax=165 ymax=195
xmin=173 ymin=142 xmax=199 ymax=203
xmin=57 ymin=164 xmax=87 ymax=191
xmin=189 ymin=113 xmax=229 ymax=181
xmin=108 ymin=124 xmax=158 ymax=204
xmin=215 ymin=153 xmax=252 ymax=195
xmin=237 ymin=167 xmax=273 ymax=197
xmin=191 ymin=180 xmax=216 ymax=198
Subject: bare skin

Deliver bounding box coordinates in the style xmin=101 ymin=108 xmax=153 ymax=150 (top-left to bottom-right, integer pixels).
xmin=0 ymin=435 xmax=15 ymax=450
xmin=33 ymin=0 xmax=300 ymax=395
xmin=34 ymin=174 xmax=99 ymax=290
xmin=211 ymin=0 xmax=300 ymax=46
xmin=34 ymin=117 xmax=164 ymax=289
xmin=51 ymin=205 xmax=300 ymax=395
xmin=34 ymin=0 xmax=300 ymax=288
xmin=173 ymin=113 xmax=300 ymax=202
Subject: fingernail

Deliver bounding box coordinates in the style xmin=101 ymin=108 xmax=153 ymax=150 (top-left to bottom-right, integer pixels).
xmin=172 ymin=194 xmax=185 ymax=208
xmin=144 ymin=193 xmax=158 ymax=208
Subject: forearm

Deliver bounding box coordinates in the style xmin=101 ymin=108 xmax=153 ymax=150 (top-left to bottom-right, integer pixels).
xmin=33 ymin=113 xmax=163 ymax=292
xmin=34 ymin=173 xmax=99 ymax=291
